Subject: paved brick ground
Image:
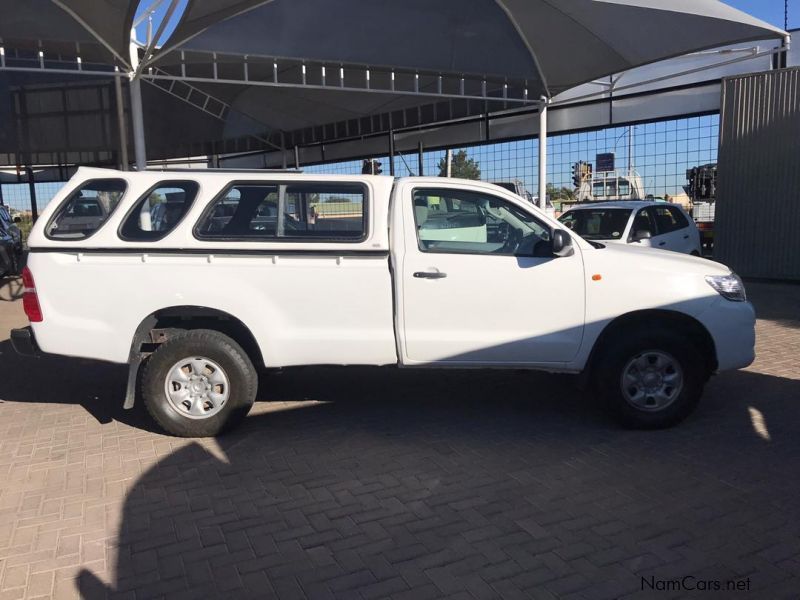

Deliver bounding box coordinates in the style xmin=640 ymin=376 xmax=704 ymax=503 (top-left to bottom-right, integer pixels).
xmin=0 ymin=277 xmax=798 ymax=599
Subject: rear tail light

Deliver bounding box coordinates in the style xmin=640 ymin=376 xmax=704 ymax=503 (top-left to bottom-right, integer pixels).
xmin=21 ymin=266 xmax=43 ymax=322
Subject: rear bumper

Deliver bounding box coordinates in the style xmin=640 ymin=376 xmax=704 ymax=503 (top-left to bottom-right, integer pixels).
xmin=10 ymin=326 xmax=39 ymax=356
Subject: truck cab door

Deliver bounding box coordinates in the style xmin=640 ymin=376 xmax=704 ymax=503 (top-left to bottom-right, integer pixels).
xmin=394 ymin=183 xmax=585 ymax=366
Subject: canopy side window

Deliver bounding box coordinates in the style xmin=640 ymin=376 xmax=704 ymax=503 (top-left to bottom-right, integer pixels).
xmin=45 ymin=178 xmax=127 ymax=241
xmin=195 ymin=181 xmax=367 ymax=242
xmin=119 ymin=181 xmax=199 ymax=241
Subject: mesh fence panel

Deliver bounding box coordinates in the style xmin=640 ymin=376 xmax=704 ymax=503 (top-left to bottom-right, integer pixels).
xmin=302 ymin=114 xmax=719 ymax=200
xmin=1 ymin=115 xmax=718 ymax=214
xmin=0 ymin=182 xmax=67 ymax=215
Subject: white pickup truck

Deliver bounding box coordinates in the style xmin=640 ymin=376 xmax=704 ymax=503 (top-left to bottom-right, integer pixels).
xmin=13 ymin=167 xmax=755 ymax=437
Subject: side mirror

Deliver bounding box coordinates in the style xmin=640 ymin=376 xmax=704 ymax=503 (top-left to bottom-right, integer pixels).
xmin=13 ymin=216 xmax=21 ymax=224
xmin=632 ymin=229 xmax=651 ymax=242
xmin=552 ymin=229 xmax=574 ymax=257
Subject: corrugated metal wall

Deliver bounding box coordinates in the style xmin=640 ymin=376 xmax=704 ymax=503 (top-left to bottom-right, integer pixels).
xmin=716 ymin=68 xmax=800 ymax=281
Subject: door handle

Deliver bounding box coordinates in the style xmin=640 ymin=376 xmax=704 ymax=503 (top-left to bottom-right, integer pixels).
xmin=413 ymin=271 xmax=447 ymax=279
xmin=658 ymin=241 xmax=666 ymax=246
xmin=683 ymin=235 xmax=689 ymax=239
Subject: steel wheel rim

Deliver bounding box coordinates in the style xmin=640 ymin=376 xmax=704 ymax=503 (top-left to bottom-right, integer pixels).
xmin=164 ymin=356 xmax=230 ymax=419
xmin=620 ymin=350 xmax=683 ymax=412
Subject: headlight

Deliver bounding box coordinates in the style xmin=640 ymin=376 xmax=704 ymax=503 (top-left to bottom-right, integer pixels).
xmin=705 ymin=273 xmax=746 ymax=302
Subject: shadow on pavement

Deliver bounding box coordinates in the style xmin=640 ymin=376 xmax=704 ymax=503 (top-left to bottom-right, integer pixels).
xmin=746 ymin=281 xmax=800 ymax=328
xmin=0 ymin=339 xmax=159 ymax=431
xmin=68 ymin=366 xmax=800 ymax=599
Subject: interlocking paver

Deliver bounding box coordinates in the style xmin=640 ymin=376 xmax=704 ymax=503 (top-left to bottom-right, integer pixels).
xmin=0 ymin=278 xmax=799 ymax=598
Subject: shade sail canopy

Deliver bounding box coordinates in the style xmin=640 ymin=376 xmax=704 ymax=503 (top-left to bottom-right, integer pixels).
xmin=0 ymin=0 xmax=788 ymax=167
xmin=0 ymin=0 xmax=138 ymax=66
xmin=150 ymin=0 xmax=786 ymax=97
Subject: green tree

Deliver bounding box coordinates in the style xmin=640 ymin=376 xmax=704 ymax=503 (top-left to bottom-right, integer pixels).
xmin=438 ymin=150 xmax=481 ymax=179
xmin=546 ymin=183 xmax=574 ymax=202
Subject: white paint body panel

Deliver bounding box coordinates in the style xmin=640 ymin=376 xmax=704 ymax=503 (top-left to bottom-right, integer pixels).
xmin=27 ymin=168 xmax=754 ymax=376
xmin=392 ymin=179 xmax=585 ymax=366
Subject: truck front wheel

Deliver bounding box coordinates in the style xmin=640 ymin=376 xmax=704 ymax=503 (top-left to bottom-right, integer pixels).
xmin=594 ymin=328 xmax=706 ymax=429
xmin=141 ymin=329 xmax=257 ymax=437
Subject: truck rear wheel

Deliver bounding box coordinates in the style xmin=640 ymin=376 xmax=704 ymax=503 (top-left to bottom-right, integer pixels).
xmin=594 ymin=328 xmax=706 ymax=429
xmin=141 ymin=329 xmax=257 ymax=437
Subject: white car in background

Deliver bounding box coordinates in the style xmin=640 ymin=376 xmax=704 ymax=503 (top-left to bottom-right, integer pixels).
xmin=559 ymin=201 xmax=702 ymax=255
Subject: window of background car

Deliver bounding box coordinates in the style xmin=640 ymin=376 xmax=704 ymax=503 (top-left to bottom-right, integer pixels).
xmin=413 ymin=188 xmax=551 ymax=256
xmin=119 ymin=181 xmax=199 ymax=241
xmin=46 ymin=179 xmax=127 ymax=240
xmin=196 ymin=182 xmax=366 ymax=241
xmin=650 ymin=205 xmax=685 ymax=234
xmin=631 ymin=208 xmax=656 ymax=238
xmin=559 ymin=208 xmax=631 ymax=240
xmin=666 ymin=206 xmax=690 ymax=229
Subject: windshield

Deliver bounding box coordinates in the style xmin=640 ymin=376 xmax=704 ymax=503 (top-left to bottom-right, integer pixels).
xmin=558 ymin=208 xmax=632 ymax=240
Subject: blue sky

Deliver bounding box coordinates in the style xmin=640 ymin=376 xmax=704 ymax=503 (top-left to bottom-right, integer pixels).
xmin=725 ymin=0 xmax=794 ymax=29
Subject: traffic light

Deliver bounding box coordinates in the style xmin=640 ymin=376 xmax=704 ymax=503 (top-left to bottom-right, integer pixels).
xmin=571 ymin=162 xmax=580 ymax=188
xmin=361 ymin=159 xmax=383 ymax=175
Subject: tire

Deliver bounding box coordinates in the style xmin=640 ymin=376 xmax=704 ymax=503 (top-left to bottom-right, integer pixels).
xmin=593 ymin=327 xmax=707 ymax=429
xmin=141 ymin=329 xmax=257 ymax=437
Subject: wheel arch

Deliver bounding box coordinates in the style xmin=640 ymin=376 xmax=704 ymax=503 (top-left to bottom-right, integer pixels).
xmin=584 ymin=309 xmax=717 ymax=382
xmin=134 ymin=305 xmax=264 ymax=367
xmin=124 ymin=306 xmax=264 ymax=410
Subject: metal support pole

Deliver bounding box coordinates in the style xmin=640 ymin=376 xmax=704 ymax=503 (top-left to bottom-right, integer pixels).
xmin=294 ymin=145 xmax=300 ymax=169
xmin=281 ymin=132 xmax=287 ymax=169
xmin=538 ymin=98 xmax=548 ymax=211
xmin=129 ymin=76 xmax=147 ymax=170
xmin=389 ymin=130 xmax=395 ymax=176
xmin=26 ymin=167 xmax=38 ymax=222
xmin=445 ymin=149 xmax=453 ymax=177
xmin=113 ymin=73 xmax=129 ymax=170
xmin=418 ymin=141 xmax=424 ymax=177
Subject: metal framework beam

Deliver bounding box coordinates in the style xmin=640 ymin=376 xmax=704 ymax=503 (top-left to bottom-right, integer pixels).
xmin=142 ymin=72 xmax=534 ymax=105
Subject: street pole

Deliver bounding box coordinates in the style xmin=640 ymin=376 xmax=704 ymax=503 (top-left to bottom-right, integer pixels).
xmin=26 ymin=167 xmax=38 ymax=222
xmin=113 ymin=70 xmax=129 ymax=170
xmin=538 ymin=97 xmax=548 ymax=211
xmin=389 ymin=130 xmax=395 ymax=176
xmin=445 ymin=149 xmax=452 ymax=177
xmin=418 ymin=141 xmax=424 ymax=177
xmin=129 ymin=76 xmax=147 ymax=170
xmin=129 ymin=28 xmax=147 ymax=171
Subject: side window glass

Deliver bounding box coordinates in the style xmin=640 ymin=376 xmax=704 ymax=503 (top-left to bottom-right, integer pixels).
xmin=46 ymin=179 xmax=127 ymax=240
xmin=196 ymin=182 xmax=366 ymax=241
xmin=632 ymin=209 xmax=653 ymax=235
xmin=651 ymin=206 xmax=680 ymax=234
xmin=413 ymin=188 xmax=550 ymax=257
xmin=667 ymin=206 xmax=690 ymax=229
xmin=119 ymin=181 xmax=199 ymax=241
